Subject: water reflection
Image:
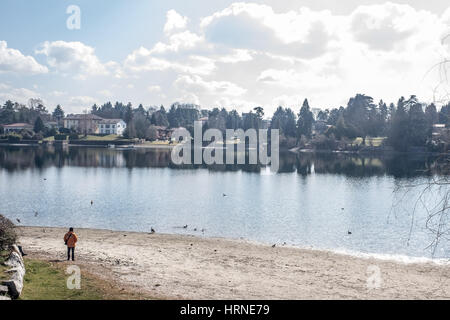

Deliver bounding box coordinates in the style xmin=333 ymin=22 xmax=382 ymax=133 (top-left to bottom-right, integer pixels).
xmin=0 ymin=145 xmax=445 ymax=177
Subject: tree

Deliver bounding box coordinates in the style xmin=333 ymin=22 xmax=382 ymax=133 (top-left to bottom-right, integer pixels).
xmin=388 ymin=97 xmax=409 ymax=151
xmin=284 ymin=108 xmax=297 ymax=137
xmin=151 ymin=106 xmax=169 ymax=127
xmin=253 ymin=106 xmax=264 ymax=118
xmin=297 ymin=99 xmax=314 ymax=139
xmin=226 ymin=110 xmax=242 ymax=129
xmin=124 ymin=103 xmax=133 ymax=124
xmin=439 ymin=103 xmax=450 ymax=125
xmin=146 ymin=125 xmax=159 ymax=141
xmin=344 ymin=94 xmax=374 ymax=138
xmin=34 ymin=116 xmax=45 ymax=133
xmin=407 ymin=98 xmax=428 ymax=147
xmin=52 ymin=105 xmax=65 ymax=125
xmin=425 ymin=103 xmax=439 ymax=126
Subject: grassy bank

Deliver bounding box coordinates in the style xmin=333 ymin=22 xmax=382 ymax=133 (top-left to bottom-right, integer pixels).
xmin=20 ymin=258 xmax=146 ymax=300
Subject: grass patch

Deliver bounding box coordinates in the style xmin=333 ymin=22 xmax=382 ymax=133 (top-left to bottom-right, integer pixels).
xmin=0 ymin=250 xmax=10 ymax=282
xmin=21 ymin=259 xmax=146 ymax=300
xmin=79 ymin=135 xmax=121 ymax=141
xmin=0 ymin=264 xmax=8 ymax=282
xmin=140 ymin=140 xmax=178 ymax=146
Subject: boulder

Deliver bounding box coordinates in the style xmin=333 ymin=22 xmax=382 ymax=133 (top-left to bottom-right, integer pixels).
xmin=0 ymin=285 xmax=8 ymax=295
xmin=2 ymin=248 xmax=26 ymax=299
xmin=5 ymin=248 xmax=25 ymax=269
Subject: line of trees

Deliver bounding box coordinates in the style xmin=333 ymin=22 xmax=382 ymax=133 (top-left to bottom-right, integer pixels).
xmin=0 ymin=99 xmax=66 ymax=139
xmin=1 ymin=93 xmax=449 ymax=151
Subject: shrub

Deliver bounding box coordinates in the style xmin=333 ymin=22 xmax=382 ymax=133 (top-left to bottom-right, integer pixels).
xmin=8 ymin=133 xmax=22 ymax=142
xmin=311 ymin=134 xmax=338 ymax=150
xmin=54 ymin=134 xmax=68 ymax=141
xmin=69 ymin=133 xmax=79 ymax=140
xmin=32 ymin=133 xmax=44 ymax=141
xmin=0 ymin=214 xmax=16 ymax=251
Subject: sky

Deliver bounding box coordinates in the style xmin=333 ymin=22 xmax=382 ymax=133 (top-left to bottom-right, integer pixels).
xmin=1 ymin=0 xmax=450 ymax=115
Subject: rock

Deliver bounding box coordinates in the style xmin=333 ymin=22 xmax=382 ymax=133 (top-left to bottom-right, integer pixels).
xmin=5 ymin=251 xmax=25 ymax=270
xmin=0 ymin=296 xmax=11 ymax=300
xmin=2 ymin=269 xmax=24 ymax=299
xmin=0 ymin=285 xmax=8 ymax=295
xmin=2 ymin=249 xmax=26 ymax=299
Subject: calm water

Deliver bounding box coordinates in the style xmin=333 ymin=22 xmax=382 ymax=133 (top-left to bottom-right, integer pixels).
xmin=0 ymin=145 xmax=449 ymax=259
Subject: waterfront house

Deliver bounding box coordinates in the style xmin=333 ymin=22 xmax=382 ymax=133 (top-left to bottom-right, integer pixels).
xmin=44 ymin=121 xmax=60 ymax=130
xmin=432 ymin=124 xmax=450 ymax=143
xmin=63 ymin=114 xmax=103 ymax=134
xmin=98 ymin=119 xmax=127 ymax=136
xmin=153 ymin=126 xmax=174 ymax=140
xmin=1 ymin=123 xmax=33 ymax=133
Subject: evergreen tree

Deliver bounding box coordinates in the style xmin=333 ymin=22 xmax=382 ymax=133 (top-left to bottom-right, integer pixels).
xmin=297 ymin=99 xmax=314 ymax=139
xmin=33 ymin=116 xmax=45 ymax=133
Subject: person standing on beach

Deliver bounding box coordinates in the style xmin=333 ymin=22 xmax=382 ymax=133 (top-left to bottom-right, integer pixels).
xmin=64 ymin=227 xmax=78 ymax=261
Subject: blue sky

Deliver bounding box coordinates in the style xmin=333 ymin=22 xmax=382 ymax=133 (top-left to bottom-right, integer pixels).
xmin=1 ymin=1 xmax=450 ymax=114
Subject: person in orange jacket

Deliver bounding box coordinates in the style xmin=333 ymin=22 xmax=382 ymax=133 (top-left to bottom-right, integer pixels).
xmin=64 ymin=227 xmax=78 ymax=261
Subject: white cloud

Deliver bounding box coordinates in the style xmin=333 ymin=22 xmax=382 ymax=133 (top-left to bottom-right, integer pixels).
xmin=0 ymin=41 xmax=48 ymax=75
xmin=49 ymin=90 xmax=66 ymax=97
xmin=217 ymin=49 xmax=253 ymax=63
xmin=200 ymin=3 xmax=336 ymax=59
xmin=0 ymin=83 xmax=41 ymax=104
xmin=148 ymin=85 xmax=161 ymax=93
xmin=164 ymin=10 xmax=188 ymax=34
xmin=350 ymin=2 xmax=441 ymax=51
xmin=152 ymin=31 xmax=204 ymax=54
xmin=35 ymin=41 xmax=116 ymax=78
xmin=124 ymin=46 xmax=215 ymax=75
xmin=175 ymin=74 xmax=247 ymax=97
xmin=98 ymin=90 xmax=112 ymax=97
xmin=69 ymin=95 xmax=97 ymax=106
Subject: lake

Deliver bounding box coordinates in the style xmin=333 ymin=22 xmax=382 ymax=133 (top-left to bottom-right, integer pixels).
xmin=0 ymin=145 xmax=449 ymax=260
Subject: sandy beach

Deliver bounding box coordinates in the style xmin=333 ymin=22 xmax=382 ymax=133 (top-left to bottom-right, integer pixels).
xmin=16 ymin=226 xmax=450 ymax=300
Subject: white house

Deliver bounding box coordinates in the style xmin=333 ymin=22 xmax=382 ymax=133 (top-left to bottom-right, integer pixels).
xmin=98 ymin=119 xmax=127 ymax=136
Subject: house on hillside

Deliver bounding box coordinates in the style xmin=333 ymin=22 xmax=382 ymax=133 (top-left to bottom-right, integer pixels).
xmin=153 ymin=126 xmax=174 ymax=140
xmin=98 ymin=119 xmax=127 ymax=136
xmin=1 ymin=123 xmax=33 ymax=133
xmin=432 ymin=124 xmax=450 ymax=143
xmin=44 ymin=121 xmax=60 ymax=130
xmin=63 ymin=114 xmax=103 ymax=134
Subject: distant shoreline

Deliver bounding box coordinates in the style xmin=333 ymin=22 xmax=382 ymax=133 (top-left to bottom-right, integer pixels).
xmin=1 ymin=142 xmax=449 ymax=156
xmin=17 ymin=226 xmax=450 ymax=299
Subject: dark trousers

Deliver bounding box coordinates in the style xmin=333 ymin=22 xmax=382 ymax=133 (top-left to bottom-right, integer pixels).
xmin=67 ymin=247 xmax=75 ymax=261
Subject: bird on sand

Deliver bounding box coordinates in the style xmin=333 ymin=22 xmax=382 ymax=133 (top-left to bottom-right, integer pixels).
xmin=272 ymin=244 xmax=276 ymax=248
xmin=16 ymin=218 xmax=21 ymax=223
xmin=150 ymin=227 xmax=155 ymax=234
